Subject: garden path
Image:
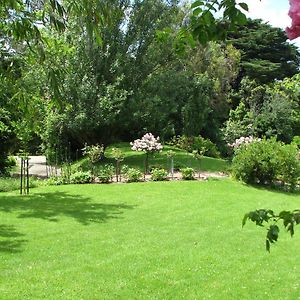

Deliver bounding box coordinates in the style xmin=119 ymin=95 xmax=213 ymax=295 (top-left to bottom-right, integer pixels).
xmin=14 ymin=156 xmax=60 ymax=178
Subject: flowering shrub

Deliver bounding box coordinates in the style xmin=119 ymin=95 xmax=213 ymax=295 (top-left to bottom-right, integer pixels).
xmin=82 ymin=144 xmax=104 ymax=164
xmin=130 ymin=133 xmax=163 ymax=152
xmin=228 ymin=136 xmax=261 ymax=149
xmin=130 ymin=133 xmax=163 ymax=174
xmin=286 ymin=0 xmax=300 ymax=40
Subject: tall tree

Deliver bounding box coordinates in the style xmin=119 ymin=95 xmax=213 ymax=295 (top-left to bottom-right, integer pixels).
xmin=227 ymin=19 xmax=300 ymax=84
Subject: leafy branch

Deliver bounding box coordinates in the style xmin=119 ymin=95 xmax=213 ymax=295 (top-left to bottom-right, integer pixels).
xmin=243 ymin=209 xmax=300 ymax=252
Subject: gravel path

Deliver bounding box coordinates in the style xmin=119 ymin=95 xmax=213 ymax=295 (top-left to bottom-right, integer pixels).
xmin=15 ymin=156 xmax=60 ymax=178
xmin=14 ymin=156 xmax=227 ymax=180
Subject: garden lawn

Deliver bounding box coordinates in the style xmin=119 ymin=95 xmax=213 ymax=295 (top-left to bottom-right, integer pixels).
xmin=73 ymin=142 xmax=229 ymax=173
xmin=1 ymin=180 xmax=300 ymax=299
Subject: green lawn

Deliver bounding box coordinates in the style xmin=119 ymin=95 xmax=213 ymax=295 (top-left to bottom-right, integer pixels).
xmin=1 ymin=180 xmax=300 ymax=299
xmin=74 ymin=142 xmax=229 ymax=173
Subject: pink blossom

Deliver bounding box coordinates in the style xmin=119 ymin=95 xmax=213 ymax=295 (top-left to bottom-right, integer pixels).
xmin=131 ymin=133 xmax=163 ymax=153
xmin=286 ymin=0 xmax=300 ymax=40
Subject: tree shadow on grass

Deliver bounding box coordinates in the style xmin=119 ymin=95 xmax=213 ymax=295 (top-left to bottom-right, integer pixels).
xmin=0 ymin=192 xmax=135 ymax=225
xmin=0 ymin=224 xmax=27 ymax=253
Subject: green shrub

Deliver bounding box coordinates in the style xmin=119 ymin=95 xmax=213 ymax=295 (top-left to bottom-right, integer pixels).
xmin=151 ymin=168 xmax=168 ymax=181
xmin=82 ymin=144 xmax=104 ymax=164
xmin=276 ymin=145 xmax=300 ymax=190
xmin=181 ymin=167 xmax=195 ymax=180
xmin=97 ymin=164 xmax=114 ymax=183
xmin=125 ymin=168 xmax=143 ymax=182
xmin=0 ymin=176 xmax=41 ymax=192
xmin=232 ymin=139 xmax=300 ymax=189
xmin=47 ymin=176 xmax=67 ymax=186
xmin=70 ymin=171 xmax=92 ymax=184
xmin=168 ymin=135 xmax=220 ymax=158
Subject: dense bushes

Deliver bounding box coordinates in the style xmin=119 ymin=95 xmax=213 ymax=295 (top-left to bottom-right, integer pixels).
xmin=232 ymin=139 xmax=300 ymax=190
xmin=169 ymin=135 xmax=220 ymax=158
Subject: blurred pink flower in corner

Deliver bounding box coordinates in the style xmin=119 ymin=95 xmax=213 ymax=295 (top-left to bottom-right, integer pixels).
xmin=286 ymin=0 xmax=300 ymax=40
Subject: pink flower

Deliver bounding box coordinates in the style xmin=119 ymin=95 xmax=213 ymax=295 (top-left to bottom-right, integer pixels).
xmin=286 ymin=0 xmax=300 ymax=40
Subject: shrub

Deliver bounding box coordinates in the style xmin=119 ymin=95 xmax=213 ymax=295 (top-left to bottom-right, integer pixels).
xmin=47 ymin=176 xmax=67 ymax=186
xmin=181 ymin=167 xmax=195 ymax=180
xmin=0 ymin=176 xmax=40 ymax=192
xmin=151 ymin=168 xmax=168 ymax=181
xmin=82 ymin=144 xmax=104 ymax=164
xmin=97 ymin=164 xmax=114 ymax=183
xmin=232 ymin=138 xmax=300 ymax=189
xmin=70 ymin=171 xmax=92 ymax=184
xmin=124 ymin=168 xmax=143 ymax=182
xmin=168 ymin=135 xmax=220 ymax=158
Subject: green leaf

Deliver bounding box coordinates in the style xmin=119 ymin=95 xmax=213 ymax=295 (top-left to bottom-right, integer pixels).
xmin=191 ymin=1 xmax=204 ymax=9
xmin=239 ymin=2 xmax=249 ymax=11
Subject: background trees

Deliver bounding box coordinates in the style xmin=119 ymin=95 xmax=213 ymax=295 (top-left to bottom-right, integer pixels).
xmin=0 ymin=0 xmax=300 ymax=174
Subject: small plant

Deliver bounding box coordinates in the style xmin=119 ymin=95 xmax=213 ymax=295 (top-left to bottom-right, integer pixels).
xmin=70 ymin=171 xmax=92 ymax=184
xmin=82 ymin=144 xmax=104 ymax=174
xmin=111 ymin=147 xmax=124 ymax=182
xmin=47 ymin=176 xmax=67 ymax=186
xmin=97 ymin=164 xmax=114 ymax=183
xmin=151 ymin=168 xmax=168 ymax=181
xmin=181 ymin=167 xmax=195 ymax=180
xmin=124 ymin=168 xmax=143 ymax=183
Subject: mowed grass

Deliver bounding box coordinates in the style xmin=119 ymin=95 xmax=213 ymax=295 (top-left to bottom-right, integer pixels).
xmin=1 ymin=180 xmax=300 ymax=299
xmin=74 ymin=143 xmax=229 ymax=173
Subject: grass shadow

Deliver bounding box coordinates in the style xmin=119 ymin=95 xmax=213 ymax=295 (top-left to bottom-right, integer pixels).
xmin=246 ymin=182 xmax=300 ymax=197
xmin=0 ymin=192 xmax=135 ymax=225
xmin=0 ymin=224 xmax=27 ymax=253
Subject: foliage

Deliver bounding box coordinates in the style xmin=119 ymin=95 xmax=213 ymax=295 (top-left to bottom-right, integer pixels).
xmin=224 ymin=78 xmax=299 ymax=144
xmin=169 ymin=135 xmax=220 ymax=158
xmin=232 ymin=139 xmax=300 ymax=189
xmin=97 ymin=165 xmax=114 ymax=184
xmin=82 ymin=144 xmax=104 ymax=164
xmin=151 ymin=168 xmax=168 ymax=181
xmin=243 ymin=209 xmax=300 ymax=252
xmin=292 ymin=136 xmax=300 ymax=149
xmin=124 ymin=168 xmax=143 ymax=183
xmin=227 ymin=19 xmax=300 ymax=84
xmin=181 ymin=167 xmax=195 ymax=180
xmin=0 ymin=176 xmax=41 ymax=192
xmin=70 ymin=171 xmax=92 ymax=184
xmin=47 ymin=176 xmax=68 ymax=186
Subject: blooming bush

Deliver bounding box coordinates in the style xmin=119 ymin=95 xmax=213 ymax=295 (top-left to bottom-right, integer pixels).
xmin=82 ymin=144 xmax=104 ymax=164
xmin=130 ymin=133 xmax=163 ymax=174
xmin=228 ymin=136 xmax=261 ymax=149
xmin=130 ymin=133 xmax=163 ymax=152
